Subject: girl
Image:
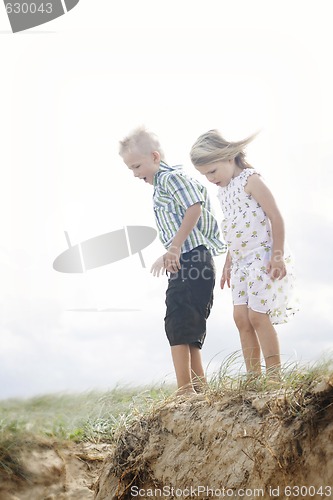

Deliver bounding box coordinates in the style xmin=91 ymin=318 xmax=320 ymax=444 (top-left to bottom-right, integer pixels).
xmin=190 ymin=130 xmax=297 ymax=378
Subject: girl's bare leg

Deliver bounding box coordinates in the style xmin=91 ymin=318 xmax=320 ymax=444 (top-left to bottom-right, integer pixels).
xmin=248 ymin=309 xmax=281 ymax=378
xmin=233 ymin=305 xmax=261 ymax=374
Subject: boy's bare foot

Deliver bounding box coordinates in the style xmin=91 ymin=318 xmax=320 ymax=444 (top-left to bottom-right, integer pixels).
xmin=193 ymin=382 xmax=208 ymax=393
xmin=192 ymin=375 xmax=208 ymax=393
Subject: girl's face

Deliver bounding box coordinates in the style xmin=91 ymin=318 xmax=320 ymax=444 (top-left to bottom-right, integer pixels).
xmin=195 ymin=159 xmax=241 ymax=187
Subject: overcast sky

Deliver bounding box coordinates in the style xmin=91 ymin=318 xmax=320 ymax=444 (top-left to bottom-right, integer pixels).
xmin=1 ymin=1 xmax=333 ymax=399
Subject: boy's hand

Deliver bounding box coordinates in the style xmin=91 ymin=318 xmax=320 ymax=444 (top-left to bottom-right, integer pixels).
xmin=163 ymin=246 xmax=181 ymax=274
xmin=150 ymin=247 xmax=181 ymax=277
xmin=267 ymin=255 xmax=286 ymax=281
xmin=150 ymin=255 xmax=166 ymax=277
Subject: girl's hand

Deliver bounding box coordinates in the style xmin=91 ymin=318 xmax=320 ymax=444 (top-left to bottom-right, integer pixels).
xmin=150 ymin=255 xmax=166 ymax=277
xmin=267 ymin=256 xmax=287 ymax=281
xmin=220 ymin=266 xmax=231 ymax=289
xmin=221 ymin=254 xmax=231 ymax=289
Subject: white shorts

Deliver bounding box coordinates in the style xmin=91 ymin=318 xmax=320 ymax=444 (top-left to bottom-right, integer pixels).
xmin=231 ymin=249 xmax=298 ymax=324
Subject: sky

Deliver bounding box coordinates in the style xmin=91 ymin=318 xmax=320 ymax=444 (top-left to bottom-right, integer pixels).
xmin=1 ymin=0 xmax=333 ymax=399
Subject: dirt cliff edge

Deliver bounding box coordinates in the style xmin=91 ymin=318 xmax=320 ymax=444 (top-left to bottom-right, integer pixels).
xmin=94 ymin=381 xmax=333 ymax=500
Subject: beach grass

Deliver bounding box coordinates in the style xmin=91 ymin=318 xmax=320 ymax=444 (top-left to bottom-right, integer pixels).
xmin=1 ymin=357 xmax=332 ymax=483
xmin=0 ymin=384 xmax=175 ymax=444
xmin=0 ymin=384 xmax=175 ymax=483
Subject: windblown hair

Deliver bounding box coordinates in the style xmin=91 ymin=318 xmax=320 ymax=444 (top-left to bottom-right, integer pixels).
xmin=119 ymin=126 xmax=165 ymax=160
xmin=190 ymin=129 xmax=257 ymax=169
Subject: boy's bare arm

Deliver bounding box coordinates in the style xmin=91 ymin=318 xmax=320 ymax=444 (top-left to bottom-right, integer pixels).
xmin=150 ymin=203 xmax=202 ymax=276
xmin=165 ymin=202 xmax=202 ymax=272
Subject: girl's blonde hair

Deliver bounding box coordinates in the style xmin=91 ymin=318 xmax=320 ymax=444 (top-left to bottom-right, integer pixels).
xmin=190 ymin=129 xmax=257 ymax=169
xmin=119 ymin=126 xmax=165 ymax=160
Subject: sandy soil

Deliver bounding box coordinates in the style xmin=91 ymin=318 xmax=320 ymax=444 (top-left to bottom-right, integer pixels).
xmin=94 ymin=381 xmax=333 ymax=500
xmin=0 ymin=442 xmax=113 ymax=500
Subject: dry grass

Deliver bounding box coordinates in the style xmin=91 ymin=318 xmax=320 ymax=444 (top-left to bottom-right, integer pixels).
xmin=207 ymin=352 xmax=333 ymax=408
xmin=106 ymin=355 xmax=333 ymax=492
xmin=1 ymin=357 xmax=333 ymax=491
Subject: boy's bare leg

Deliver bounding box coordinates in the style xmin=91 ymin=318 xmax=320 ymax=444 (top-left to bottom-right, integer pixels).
xmin=171 ymin=345 xmax=196 ymax=395
xmin=248 ymin=309 xmax=281 ymax=379
xmin=233 ymin=305 xmax=261 ymax=375
xmin=190 ymin=345 xmax=207 ymax=392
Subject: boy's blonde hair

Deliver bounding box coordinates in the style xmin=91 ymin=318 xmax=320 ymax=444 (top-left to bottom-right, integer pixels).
xmin=119 ymin=126 xmax=165 ymax=160
xmin=190 ymin=129 xmax=257 ymax=169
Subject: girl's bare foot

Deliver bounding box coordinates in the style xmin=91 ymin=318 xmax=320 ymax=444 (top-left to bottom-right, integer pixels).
xmin=176 ymin=383 xmax=196 ymax=396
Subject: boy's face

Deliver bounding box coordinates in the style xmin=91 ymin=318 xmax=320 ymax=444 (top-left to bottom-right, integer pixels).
xmin=123 ymin=150 xmax=160 ymax=185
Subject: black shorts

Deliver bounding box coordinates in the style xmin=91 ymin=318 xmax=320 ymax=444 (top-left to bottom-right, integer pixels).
xmin=164 ymin=246 xmax=215 ymax=349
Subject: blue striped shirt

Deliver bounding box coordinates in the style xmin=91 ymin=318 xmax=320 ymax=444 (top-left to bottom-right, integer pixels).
xmin=153 ymin=162 xmax=226 ymax=255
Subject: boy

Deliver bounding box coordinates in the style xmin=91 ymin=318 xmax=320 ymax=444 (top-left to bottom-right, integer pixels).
xmin=119 ymin=127 xmax=226 ymax=395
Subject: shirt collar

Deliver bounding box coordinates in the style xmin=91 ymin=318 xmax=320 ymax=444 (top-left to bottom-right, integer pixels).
xmin=153 ymin=161 xmax=182 ymax=186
